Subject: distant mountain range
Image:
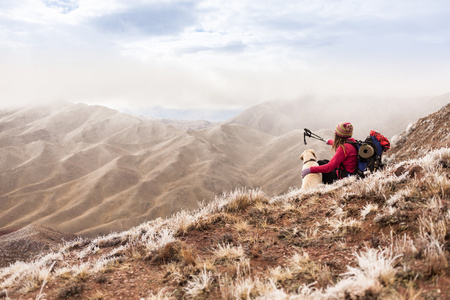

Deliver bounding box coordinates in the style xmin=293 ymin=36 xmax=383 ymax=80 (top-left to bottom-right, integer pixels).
xmin=0 ymin=94 xmax=449 ymax=237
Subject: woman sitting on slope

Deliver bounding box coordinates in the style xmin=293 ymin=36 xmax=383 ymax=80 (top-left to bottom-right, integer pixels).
xmin=302 ymin=122 xmax=358 ymax=184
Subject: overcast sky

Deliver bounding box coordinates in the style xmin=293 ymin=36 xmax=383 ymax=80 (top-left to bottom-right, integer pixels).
xmin=1 ymin=0 xmax=449 ymax=116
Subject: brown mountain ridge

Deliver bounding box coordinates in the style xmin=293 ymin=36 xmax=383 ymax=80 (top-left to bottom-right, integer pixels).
xmin=0 ymin=98 xmax=448 ymax=238
xmin=0 ymin=102 xmax=327 ymax=237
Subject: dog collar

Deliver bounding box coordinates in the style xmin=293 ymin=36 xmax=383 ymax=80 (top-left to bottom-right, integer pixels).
xmin=304 ymin=158 xmax=316 ymax=164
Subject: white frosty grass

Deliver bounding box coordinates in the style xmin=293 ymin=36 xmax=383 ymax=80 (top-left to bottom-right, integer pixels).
xmin=360 ymin=203 xmax=379 ymax=219
xmin=385 ymin=188 xmax=412 ymax=207
xmin=184 ymin=265 xmax=214 ymax=298
xmin=0 ymin=252 xmax=62 ymax=290
xmin=326 ymin=217 xmax=362 ymax=233
xmin=256 ymin=248 xmax=401 ymax=300
xmin=392 ymin=234 xmax=418 ymax=258
xmin=214 ymin=243 xmax=245 ymax=262
xmin=344 ymin=248 xmax=401 ymax=286
xmin=418 ymin=216 xmax=447 ymax=243
xmin=231 ymin=277 xmax=274 ymax=299
xmin=1 ymin=148 xmax=449 ymax=297
xmin=0 ymin=188 xmax=267 ymax=291
xmin=391 ymin=147 xmax=450 ymax=174
xmin=143 ymin=288 xmax=173 ymax=300
xmin=270 ymin=266 xmax=294 ymax=283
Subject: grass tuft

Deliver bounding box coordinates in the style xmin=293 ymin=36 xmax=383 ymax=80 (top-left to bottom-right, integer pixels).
xmin=184 ymin=265 xmax=214 ymax=299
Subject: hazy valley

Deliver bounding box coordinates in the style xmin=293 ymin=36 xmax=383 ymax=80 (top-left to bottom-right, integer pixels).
xmin=0 ymin=95 xmax=449 ymax=237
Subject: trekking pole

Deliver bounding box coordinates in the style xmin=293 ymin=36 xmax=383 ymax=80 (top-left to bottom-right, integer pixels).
xmin=303 ymin=128 xmax=327 ymax=145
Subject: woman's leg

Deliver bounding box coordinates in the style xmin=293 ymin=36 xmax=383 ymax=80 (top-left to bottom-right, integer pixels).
xmin=317 ymin=160 xmax=338 ymax=184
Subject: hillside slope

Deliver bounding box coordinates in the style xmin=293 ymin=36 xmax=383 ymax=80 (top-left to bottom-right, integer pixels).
xmin=0 ymin=103 xmax=317 ymax=237
xmin=1 ymin=147 xmax=448 ymax=299
xmin=387 ymin=102 xmax=450 ymax=162
xmin=0 ymin=224 xmax=75 ymax=268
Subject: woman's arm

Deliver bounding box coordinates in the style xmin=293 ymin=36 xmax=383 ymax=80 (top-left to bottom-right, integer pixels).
xmin=310 ymin=147 xmax=345 ymax=173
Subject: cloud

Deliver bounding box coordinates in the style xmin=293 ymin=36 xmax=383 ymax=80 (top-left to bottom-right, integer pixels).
xmin=43 ymin=0 xmax=79 ymax=14
xmin=0 ymin=0 xmax=449 ymax=114
xmin=91 ymin=2 xmax=197 ymax=36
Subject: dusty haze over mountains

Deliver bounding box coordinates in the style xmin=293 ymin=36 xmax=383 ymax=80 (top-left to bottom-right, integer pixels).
xmin=0 ymin=95 xmax=448 ymax=237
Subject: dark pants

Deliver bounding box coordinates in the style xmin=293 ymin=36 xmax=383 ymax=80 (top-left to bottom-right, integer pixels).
xmin=317 ymin=160 xmax=339 ymax=184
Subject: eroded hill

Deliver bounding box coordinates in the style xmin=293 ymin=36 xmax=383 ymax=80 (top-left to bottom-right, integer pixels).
xmin=0 ymin=103 xmax=330 ymax=237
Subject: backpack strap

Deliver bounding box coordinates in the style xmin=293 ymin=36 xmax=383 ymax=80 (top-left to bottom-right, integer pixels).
xmin=338 ymin=142 xmax=358 ymax=178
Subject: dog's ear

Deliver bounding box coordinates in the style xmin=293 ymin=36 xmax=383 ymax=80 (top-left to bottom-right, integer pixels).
xmin=300 ymin=153 xmax=304 ymax=161
xmin=312 ymin=151 xmax=317 ymax=158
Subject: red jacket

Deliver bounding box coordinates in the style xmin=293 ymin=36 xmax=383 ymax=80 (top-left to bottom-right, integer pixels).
xmin=310 ymin=138 xmax=358 ymax=175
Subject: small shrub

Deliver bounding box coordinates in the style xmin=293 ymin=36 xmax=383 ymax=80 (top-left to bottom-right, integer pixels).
xmin=174 ymin=210 xmax=196 ymax=236
xmin=217 ymin=233 xmax=234 ymax=245
xmin=57 ymin=284 xmax=84 ymax=299
xmin=397 ymin=284 xmax=423 ymax=300
xmin=150 ymin=241 xmax=183 ymax=265
xmin=235 ymin=258 xmax=251 ymax=277
xmin=180 ymin=246 xmax=197 ymax=266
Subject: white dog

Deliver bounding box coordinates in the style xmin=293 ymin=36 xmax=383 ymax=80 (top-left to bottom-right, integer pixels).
xmin=300 ymin=149 xmax=322 ymax=190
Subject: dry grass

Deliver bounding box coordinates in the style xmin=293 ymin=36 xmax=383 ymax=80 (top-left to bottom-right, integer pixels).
xmin=184 ymin=265 xmax=214 ymax=299
xmin=423 ymin=237 xmax=448 ymax=276
xmin=391 ymin=233 xmax=418 ymax=259
xmin=286 ymin=251 xmax=330 ymax=283
xmin=2 ymin=149 xmax=450 ymax=299
xmin=360 ymin=203 xmax=379 ymax=219
xmin=180 ymin=245 xmax=197 ymax=267
xmin=229 ymin=277 xmax=272 ymax=300
xmin=234 ymin=220 xmax=250 ymax=233
xmin=213 ymin=243 xmax=245 ymax=264
xmin=269 ymin=266 xmax=294 ymax=283
xmin=326 ymin=217 xmax=362 ymax=235
xmin=224 ymin=188 xmax=269 ymax=213
xmin=144 ymin=288 xmax=173 ymax=300
xmin=418 ymin=215 xmax=447 ymax=243
xmin=88 ymin=291 xmax=107 ymax=300
xmin=346 ymin=248 xmax=401 ymax=286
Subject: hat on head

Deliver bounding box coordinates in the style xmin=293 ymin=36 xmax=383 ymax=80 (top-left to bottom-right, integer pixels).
xmin=335 ymin=122 xmax=353 ymax=138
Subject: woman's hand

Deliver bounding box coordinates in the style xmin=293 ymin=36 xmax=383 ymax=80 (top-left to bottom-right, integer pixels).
xmin=302 ymin=168 xmax=311 ymax=178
